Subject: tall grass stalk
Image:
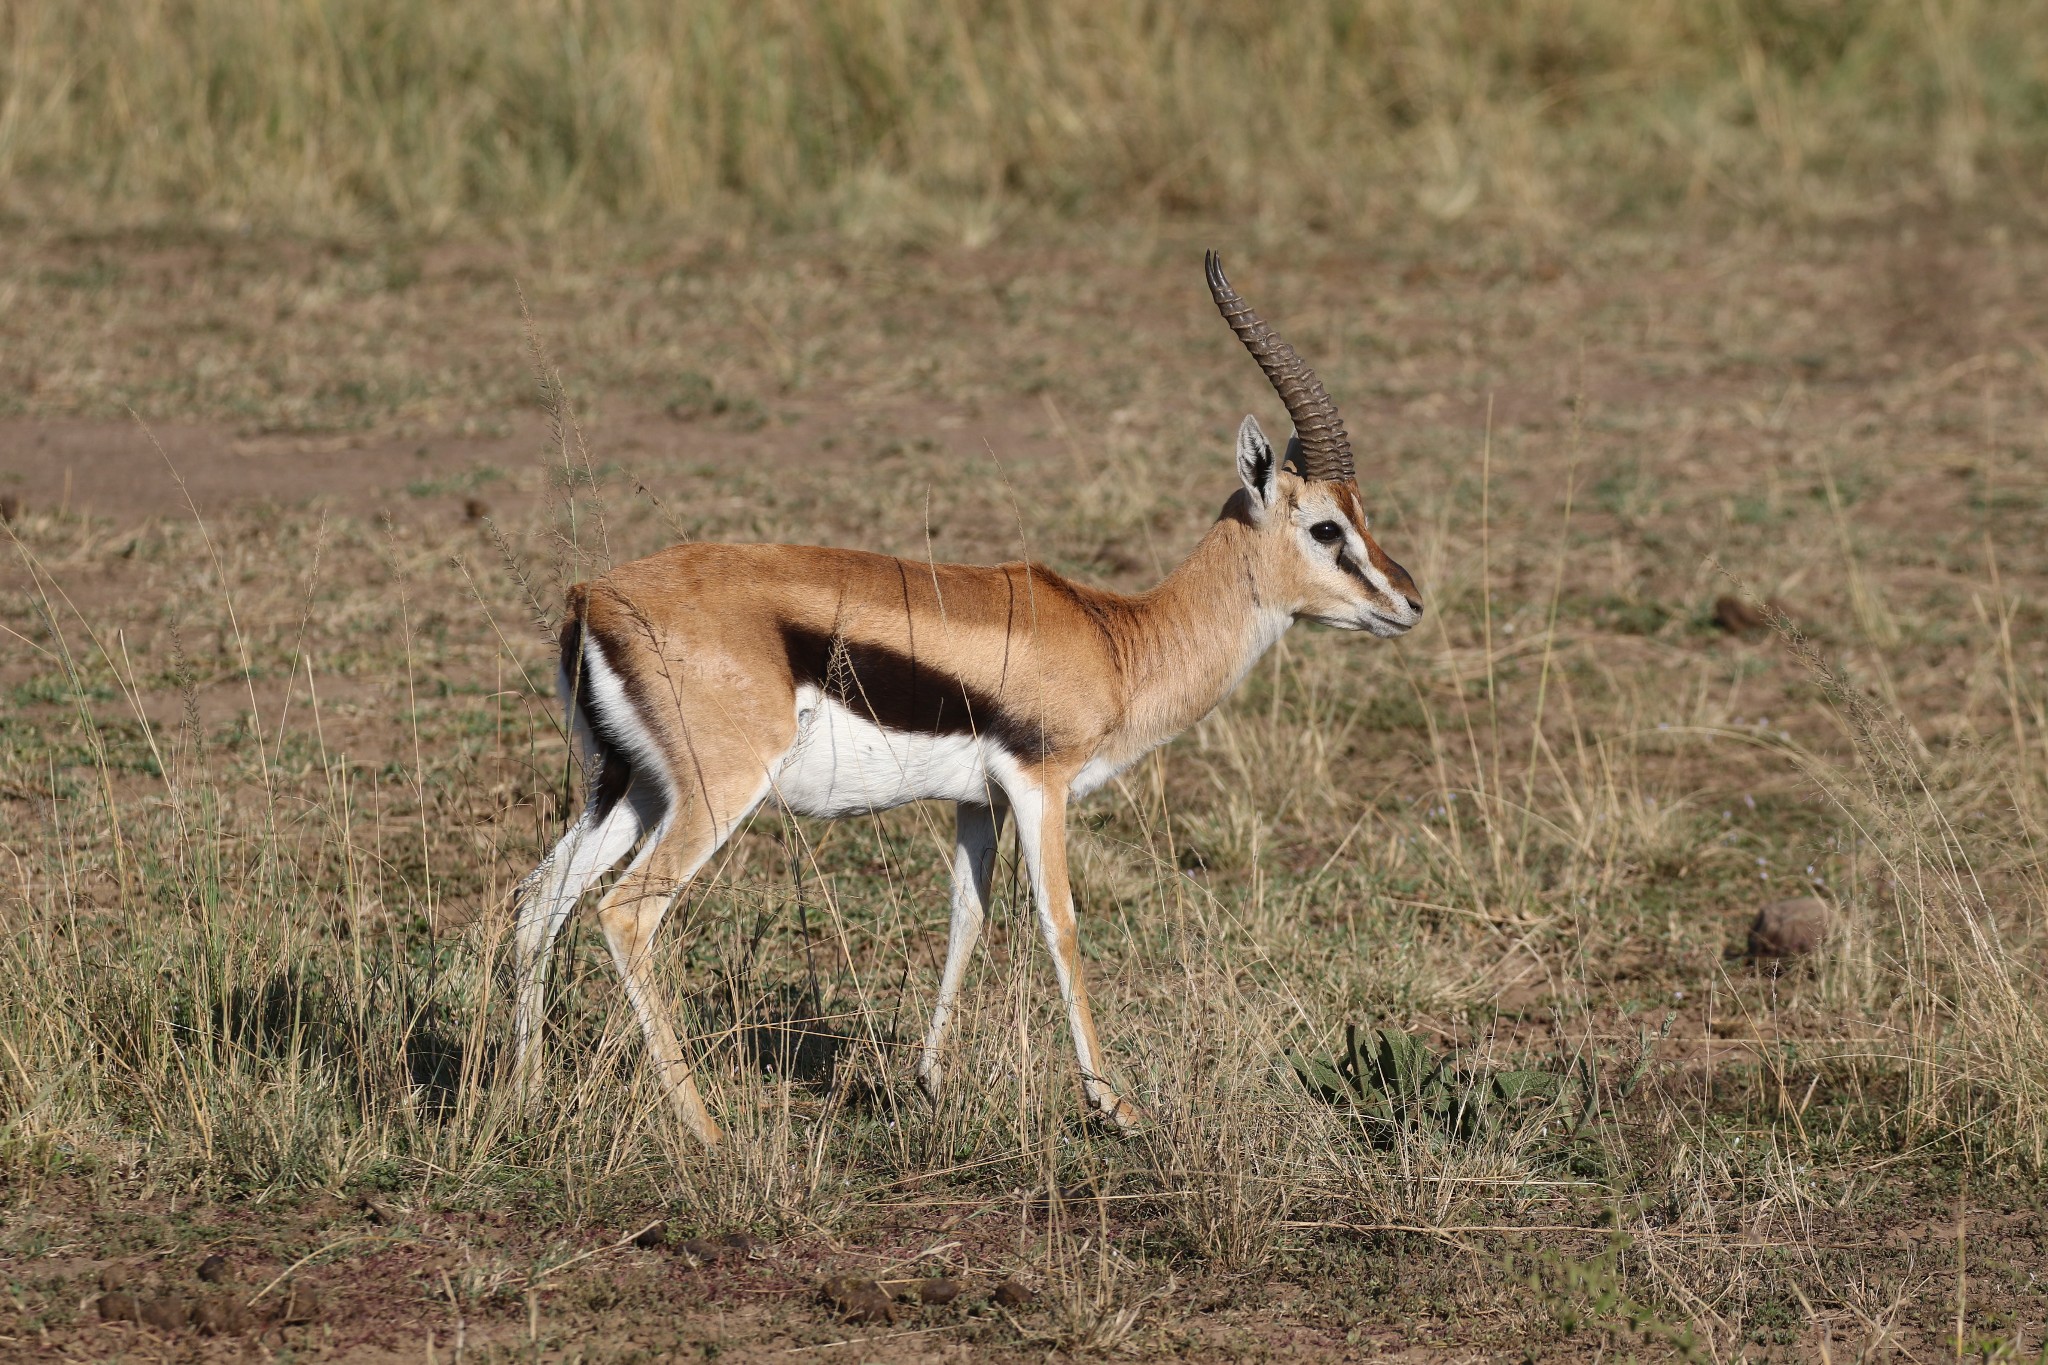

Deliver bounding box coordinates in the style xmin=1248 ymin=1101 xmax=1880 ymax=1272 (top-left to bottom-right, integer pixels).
xmin=1788 ymin=625 xmax=2048 ymax=1167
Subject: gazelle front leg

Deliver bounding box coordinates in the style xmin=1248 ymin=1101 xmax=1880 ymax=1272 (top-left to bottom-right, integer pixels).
xmin=916 ymin=797 xmax=1007 ymax=1104
xmin=1006 ymin=773 xmax=1142 ymax=1133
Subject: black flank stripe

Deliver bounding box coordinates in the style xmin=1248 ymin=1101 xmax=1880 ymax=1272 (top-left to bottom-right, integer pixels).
xmin=781 ymin=624 xmax=1048 ymax=762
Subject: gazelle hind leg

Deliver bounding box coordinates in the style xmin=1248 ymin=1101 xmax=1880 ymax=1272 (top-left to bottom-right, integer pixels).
xmin=916 ymin=798 xmax=1006 ymax=1104
xmin=1007 ymin=776 xmax=1143 ymax=1133
xmin=595 ymin=771 xmax=773 ymax=1149
xmin=512 ymin=767 xmax=656 ymax=1097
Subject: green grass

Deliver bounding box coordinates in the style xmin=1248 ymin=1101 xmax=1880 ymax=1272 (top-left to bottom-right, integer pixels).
xmin=2 ymin=0 xmax=2044 ymax=236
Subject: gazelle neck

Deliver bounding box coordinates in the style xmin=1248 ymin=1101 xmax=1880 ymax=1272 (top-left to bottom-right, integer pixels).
xmin=1115 ymin=509 xmax=1293 ymax=752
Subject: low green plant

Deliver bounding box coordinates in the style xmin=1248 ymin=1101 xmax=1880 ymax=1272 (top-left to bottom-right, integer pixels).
xmin=1287 ymin=1023 xmax=1658 ymax=1176
xmin=1508 ymin=1236 xmax=1710 ymax=1363
xmin=1289 ymin=1024 xmax=1568 ymax=1141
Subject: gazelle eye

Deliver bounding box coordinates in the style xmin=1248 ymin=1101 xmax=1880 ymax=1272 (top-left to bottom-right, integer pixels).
xmin=1309 ymin=520 xmax=1344 ymax=545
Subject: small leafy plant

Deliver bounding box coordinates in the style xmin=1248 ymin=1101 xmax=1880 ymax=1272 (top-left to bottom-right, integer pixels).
xmin=1288 ymin=1023 xmax=1659 ymax=1176
xmin=1507 ymin=1236 xmax=1710 ymax=1363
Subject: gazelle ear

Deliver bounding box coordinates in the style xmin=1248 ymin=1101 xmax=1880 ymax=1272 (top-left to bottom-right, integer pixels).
xmin=1236 ymin=414 xmax=1276 ymax=513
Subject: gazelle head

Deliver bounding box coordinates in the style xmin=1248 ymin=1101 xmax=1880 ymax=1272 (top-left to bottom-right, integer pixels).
xmin=1207 ymin=251 xmax=1423 ymax=639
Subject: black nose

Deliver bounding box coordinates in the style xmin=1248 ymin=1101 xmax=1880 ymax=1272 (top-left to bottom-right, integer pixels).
xmin=1405 ymin=595 xmax=1424 ymax=616
xmin=1378 ymin=552 xmax=1421 ymax=612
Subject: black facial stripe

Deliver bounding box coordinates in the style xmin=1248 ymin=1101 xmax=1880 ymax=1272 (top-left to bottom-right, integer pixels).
xmin=1335 ymin=550 xmax=1378 ymax=591
xmin=781 ymin=624 xmax=1049 ymax=761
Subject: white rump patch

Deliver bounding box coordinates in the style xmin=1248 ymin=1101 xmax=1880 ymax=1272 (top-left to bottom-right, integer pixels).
xmin=580 ymin=631 xmax=676 ymax=802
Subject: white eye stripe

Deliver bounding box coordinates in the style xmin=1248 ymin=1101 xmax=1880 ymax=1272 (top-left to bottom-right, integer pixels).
xmin=1301 ymin=505 xmax=1371 ymax=534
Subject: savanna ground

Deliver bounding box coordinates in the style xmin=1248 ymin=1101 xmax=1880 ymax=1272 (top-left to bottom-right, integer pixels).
xmin=6 ymin=4 xmax=2048 ymax=1362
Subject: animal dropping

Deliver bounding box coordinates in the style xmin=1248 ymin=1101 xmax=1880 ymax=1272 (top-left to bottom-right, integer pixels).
xmin=1749 ymin=896 xmax=1834 ymax=957
xmin=820 ymin=1276 xmax=894 ymax=1325
xmin=275 ymin=1284 xmax=323 ymax=1324
xmin=193 ymin=1296 xmax=253 ymax=1335
xmin=1713 ymin=594 xmax=1768 ymax=636
xmin=1713 ymin=594 xmax=1789 ymax=638
xmin=510 ymin=253 xmax=1424 ymax=1146
xmin=676 ymin=1238 xmax=722 ymax=1265
xmin=915 ymin=1277 xmax=964 ymax=1306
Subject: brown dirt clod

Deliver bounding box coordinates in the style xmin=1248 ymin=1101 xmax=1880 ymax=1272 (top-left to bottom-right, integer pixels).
xmin=632 ymin=1220 xmax=668 ymax=1249
xmin=463 ymin=496 xmax=490 ymax=521
xmin=715 ymin=1231 xmax=761 ymax=1257
xmin=821 ymin=1276 xmax=894 ymax=1325
xmin=276 ymin=1284 xmax=323 ymax=1324
xmin=990 ymin=1278 xmax=1035 ymax=1309
xmin=98 ymin=1291 xmax=140 ymax=1322
xmin=1712 ymin=594 xmax=1770 ymax=636
xmin=677 ymin=1238 xmax=721 ymax=1265
xmin=97 ymin=1265 xmax=128 ymax=1294
xmin=195 ymin=1252 xmax=230 ymax=1283
xmin=193 ymin=1296 xmax=253 ymax=1336
xmin=1749 ymin=896 xmax=1835 ymax=957
xmin=915 ymin=1277 xmax=964 ymax=1306
xmin=139 ymin=1294 xmax=192 ymax=1331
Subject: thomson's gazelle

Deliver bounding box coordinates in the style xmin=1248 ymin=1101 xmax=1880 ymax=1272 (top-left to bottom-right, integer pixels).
xmin=512 ymin=253 xmax=1422 ymax=1146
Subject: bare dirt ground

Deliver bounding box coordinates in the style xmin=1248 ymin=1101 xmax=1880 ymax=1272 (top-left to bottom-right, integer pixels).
xmin=4 ymin=213 xmax=2048 ymax=1361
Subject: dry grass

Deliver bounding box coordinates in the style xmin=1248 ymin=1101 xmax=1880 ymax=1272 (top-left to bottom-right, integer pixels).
xmin=2 ymin=0 xmax=2046 ymax=236
xmin=3 ymin=153 xmax=2048 ymax=1361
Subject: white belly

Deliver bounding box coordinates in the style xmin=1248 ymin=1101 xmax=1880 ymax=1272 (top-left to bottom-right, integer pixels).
xmin=1068 ymin=752 xmax=1127 ymax=799
xmin=771 ymin=692 xmax=998 ymax=817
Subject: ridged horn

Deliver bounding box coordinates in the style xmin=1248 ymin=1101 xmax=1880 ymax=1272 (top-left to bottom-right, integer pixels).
xmin=1204 ymin=250 xmax=1354 ymax=483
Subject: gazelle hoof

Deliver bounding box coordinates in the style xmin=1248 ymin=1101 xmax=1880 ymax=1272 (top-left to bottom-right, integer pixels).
xmin=665 ymin=1085 xmax=723 ymax=1150
xmin=1095 ymin=1094 xmax=1145 ymax=1135
xmin=686 ymin=1114 xmax=724 ymax=1150
xmin=915 ymin=1064 xmax=944 ymax=1107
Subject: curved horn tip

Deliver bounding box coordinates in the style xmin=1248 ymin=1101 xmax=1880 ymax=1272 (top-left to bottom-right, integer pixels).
xmin=1204 ymin=249 xmax=1227 ymax=291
